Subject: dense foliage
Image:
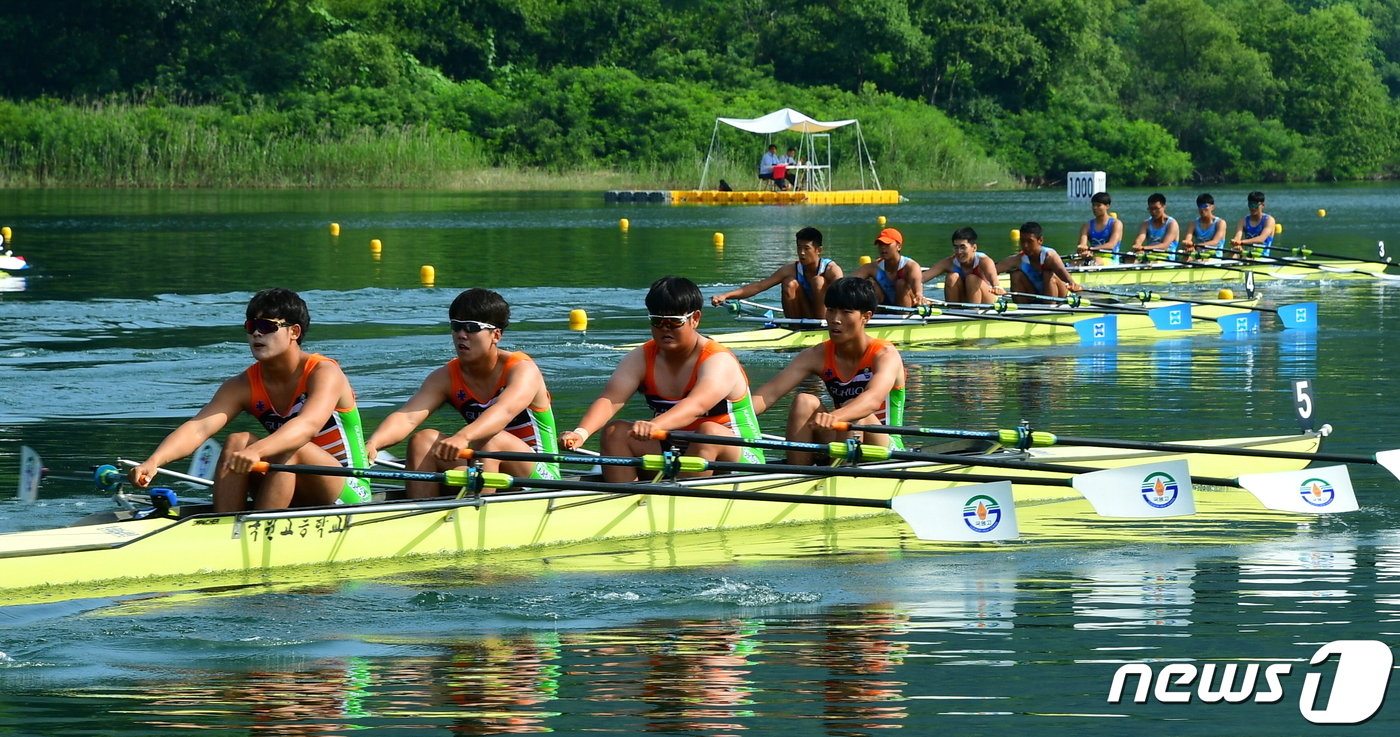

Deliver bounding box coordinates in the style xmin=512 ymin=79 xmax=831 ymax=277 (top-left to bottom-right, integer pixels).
xmin=2 ymin=0 xmax=1397 ymax=187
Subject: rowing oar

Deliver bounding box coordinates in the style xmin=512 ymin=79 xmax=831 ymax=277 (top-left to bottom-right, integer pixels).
xmin=1092 ymin=249 xmax=1309 ymax=281
xmin=1078 ymin=288 xmax=1317 ymax=330
xmin=654 ymin=430 xmax=1359 ymax=516
xmin=248 ymin=461 xmax=1017 ymax=541
xmin=1277 ymin=246 xmax=1394 ymax=269
xmin=1161 ymin=250 xmax=1400 ymax=282
xmin=831 ymin=421 xmax=1400 ymax=483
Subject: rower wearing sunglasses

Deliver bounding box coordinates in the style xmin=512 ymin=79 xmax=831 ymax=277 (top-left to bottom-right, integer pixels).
xmin=364 ymin=288 xmax=560 ymax=497
xmin=749 ymin=277 xmax=907 ymax=465
xmin=562 ymin=275 xmax=765 ymax=481
xmin=129 ymin=288 xmax=373 ymax=512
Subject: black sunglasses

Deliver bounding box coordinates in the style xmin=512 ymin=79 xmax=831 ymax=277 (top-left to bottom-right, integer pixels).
xmin=450 ymin=319 xmax=498 ymax=334
xmin=244 ymin=317 xmax=290 ymax=335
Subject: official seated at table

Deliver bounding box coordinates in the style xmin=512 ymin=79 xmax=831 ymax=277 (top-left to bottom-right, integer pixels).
xmin=758 ymin=144 xmax=790 ymax=191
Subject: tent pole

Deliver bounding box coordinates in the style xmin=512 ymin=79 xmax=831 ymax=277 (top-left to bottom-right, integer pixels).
xmin=699 ymin=120 xmax=721 ymax=190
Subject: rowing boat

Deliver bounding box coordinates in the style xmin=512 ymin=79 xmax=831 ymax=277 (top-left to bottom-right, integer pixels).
xmin=0 ymin=430 xmax=1326 ymax=603
xmin=991 ymin=258 xmax=1390 ymax=288
xmin=706 ymin=297 xmax=1274 ymax=351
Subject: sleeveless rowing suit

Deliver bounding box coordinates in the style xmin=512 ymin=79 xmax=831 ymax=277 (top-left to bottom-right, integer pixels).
xmin=640 ymin=338 xmax=765 ymax=464
xmin=1018 ymin=247 xmax=1060 ymax=293
xmin=245 ymin=353 xmax=372 ymax=504
xmin=1087 ymin=217 xmax=1121 ymax=262
xmin=445 ymin=353 xmax=560 ymax=480
xmin=1242 ymin=214 xmax=1274 ymax=257
xmin=819 ymin=339 xmax=906 ymax=451
xmin=951 ymin=252 xmax=993 ymax=278
xmin=1144 ymin=216 xmax=1179 ymax=256
xmin=794 ymin=258 xmax=833 ymax=304
xmin=874 ymin=256 xmax=909 ymax=304
xmin=1193 ymin=216 xmax=1223 ymax=255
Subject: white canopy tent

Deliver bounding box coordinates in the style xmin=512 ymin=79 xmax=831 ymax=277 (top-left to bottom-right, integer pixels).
xmin=699 ymin=108 xmax=882 ymax=192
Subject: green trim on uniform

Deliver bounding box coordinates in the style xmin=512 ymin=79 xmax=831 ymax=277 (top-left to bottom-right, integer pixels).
xmin=335 ymin=405 xmax=373 ymax=504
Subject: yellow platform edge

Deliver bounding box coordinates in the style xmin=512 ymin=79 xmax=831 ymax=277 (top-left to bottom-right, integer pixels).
xmin=668 ymin=190 xmax=901 ymax=205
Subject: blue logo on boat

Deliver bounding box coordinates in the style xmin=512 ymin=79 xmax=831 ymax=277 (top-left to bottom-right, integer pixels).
xmin=1140 ymin=472 xmax=1180 ymax=508
xmin=963 ymin=494 xmax=1002 ymax=533
xmin=1300 ymin=478 xmax=1335 ymax=507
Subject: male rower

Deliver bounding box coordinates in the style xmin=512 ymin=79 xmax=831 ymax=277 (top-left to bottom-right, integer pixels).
xmin=1073 ymin=191 xmax=1123 ymax=265
xmin=561 ymin=275 xmax=765 ymax=481
xmin=750 ymin=277 xmax=906 ymax=465
xmin=129 ymin=288 xmax=373 ymax=512
xmin=920 ymin=226 xmax=1004 ymax=304
xmin=1230 ymin=190 xmax=1276 ymax=258
xmin=710 ymin=226 xmax=843 ymax=319
xmin=994 ymin=222 xmax=1082 ymax=302
xmin=1127 ymin=192 xmax=1180 ymax=263
xmin=364 ymin=288 xmax=560 ymax=498
xmin=1182 ymin=192 xmax=1227 ymax=260
xmin=851 ymin=227 xmax=923 ymax=309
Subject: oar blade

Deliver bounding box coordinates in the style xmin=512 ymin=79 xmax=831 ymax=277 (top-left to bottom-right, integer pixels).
xmin=1217 ymin=311 xmax=1261 ymax=336
xmin=1147 ymin=304 xmax=1191 ymax=331
xmin=18 ymin=445 xmax=42 ymax=503
xmin=1073 ymin=314 xmax=1118 ymax=345
xmin=1070 ymin=460 xmax=1196 ymax=518
xmin=891 ymin=481 xmax=1019 ymax=542
xmin=1375 ymin=449 xmax=1400 ymax=482
xmin=1237 ymin=464 xmax=1358 ymax=514
xmin=187 ymin=438 xmax=221 ymax=482
xmin=1278 ymin=302 xmax=1318 ymax=331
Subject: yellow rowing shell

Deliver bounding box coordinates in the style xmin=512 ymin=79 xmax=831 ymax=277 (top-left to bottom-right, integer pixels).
xmin=708 ymin=298 xmax=1261 ymax=351
xmin=983 ymin=259 xmax=1389 ymax=288
xmin=0 ymin=432 xmax=1320 ymax=603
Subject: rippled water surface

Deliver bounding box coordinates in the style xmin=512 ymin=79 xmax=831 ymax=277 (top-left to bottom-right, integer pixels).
xmin=2 ymin=185 xmax=1400 ymax=734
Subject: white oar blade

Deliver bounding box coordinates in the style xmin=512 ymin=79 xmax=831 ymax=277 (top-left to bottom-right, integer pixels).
xmin=187 ymin=438 xmax=221 ymax=481
xmin=1071 ymin=460 xmax=1196 ymax=518
xmin=1073 ymin=314 xmax=1117 ymax=345
xmin=1278 ymin=302 xmax=1318 ymax=330
xmin=18 ymin=445 xmax=42 ymax=503
xmin=891 ymin=481 xmax=1019 ymax=542
xmin=1217 ymin=311 xmax=1260 ymax=336
xmin=1147 ymin=303 xmax=1191 ymax=331
xmin=1238 ymin=465 xmax=1358 ymax=514
xmin=1375 ymin=449 xmax=1400 ymax=482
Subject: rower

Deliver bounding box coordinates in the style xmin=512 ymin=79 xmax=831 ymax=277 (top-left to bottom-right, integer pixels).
xmin=1182 ymin=192 xmax=1227 ymax=260
xmin=1127 ymin=192 xmax=1180 ymax=263
xmin=710 ymin=226 xmax=843 ymax=319
xmin=1230 ymin=190 xmax=1276 ymax=258
xmin=1073 ymin=191 xmax=1123 ymax=265
xmin=364 ymin=288 xmax=560 ymax=498
xmin=851 ymin=227 xmax=923 ymax=309
xmin=750 ymin=277 xmax=906 ymax=465
xmin=128 ymin=288 xmax=373 ymax=512
xmin=920 ymin=226 xmax=1004 ymax=304
xmin=561 ymin=275 xmax=765 ymax=481
xmin=993 ymin=222 xmax=1082 ymax=303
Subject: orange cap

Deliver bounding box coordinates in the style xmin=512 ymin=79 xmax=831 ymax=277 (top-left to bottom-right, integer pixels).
xmin=875 ymin=228 xmax=903 ymax=245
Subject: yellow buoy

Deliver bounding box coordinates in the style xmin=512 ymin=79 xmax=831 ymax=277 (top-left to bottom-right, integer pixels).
xmin=370 ymin=239 xmax=382 ymax=253
xmin=329 ymin=222 xmax=340 ymax=236
xmin=713 ymin=232 xmax=724 ymax=247
xmin=569 ymin=309 xmax=589 ymax=332
xmin=877 ymin=216 xmax=887 ymax=226
xmin=1 ymin=226 xmax=11 ymax=241
xmin=1274 ymin=222 xmax=1283 ymax=234
xmin=1317 ymin=209 xmax=1326 ymax=218
xmin=619 ymin=218 xmax=629 ymax=231
xmin=420 ymin=265 xmax=435 ymax=285
xmin=1218 ymin=288 xmax=1234 ymax=300
xmin=859 ymin=255 xmax=872 ymax=265
xmin=1011 ymin=229 xmax=1021 ymax=242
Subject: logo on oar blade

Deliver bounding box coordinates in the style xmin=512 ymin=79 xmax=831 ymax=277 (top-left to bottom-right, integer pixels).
xmin=963 ymin=494 xmax=1003 ymax=533
xmin=1140 ymin=472 xmax=1181 ymax=508
xmin=1299 ymin=478 xmax=1336 ymax=507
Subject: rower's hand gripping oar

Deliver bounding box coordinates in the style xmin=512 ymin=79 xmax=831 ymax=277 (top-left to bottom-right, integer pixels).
xmin=660 ymin=429 xmax=1358 ymax=516
xmin=249 ymin=460 xmax=1023 ymax=542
